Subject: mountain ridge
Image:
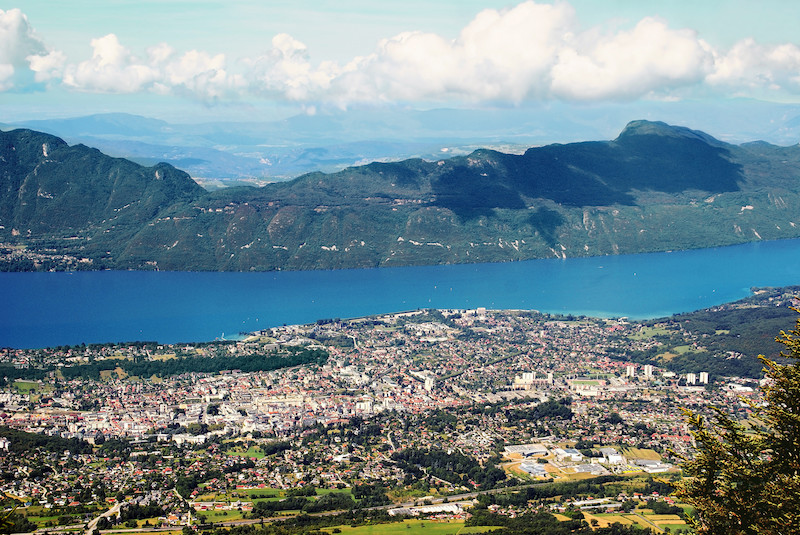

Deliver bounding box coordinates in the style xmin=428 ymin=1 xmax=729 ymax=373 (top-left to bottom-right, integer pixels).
xmin=2 ymin=120 xmax=800 ymax=271
xmin=8 ymin=99 xmax=800 ymax=181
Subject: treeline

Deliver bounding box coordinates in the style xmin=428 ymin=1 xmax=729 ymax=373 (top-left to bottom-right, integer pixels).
xmin=59 ymin=347 xmax=328 ymax=379
xmin=467 ymin=510 xmax=651 ymax=535
xmin=503 ymin=399 xmax=574 ymax=423
xmin=352 ymin=482 xmax=391 ymax=507
xmin=250 ymin=492 xmax=355 ymax=517
xmin=248 ymin=484 xmax=388 ymax=511
xmin=392 ymin=446 xmax=507 ymax=490
xmin=2 ymin=512 xmax=37 ymax=534
xmin=119 ymin=503 xmax=165 ymax=521
xmin=480 ymin=478 xmax=622 ymax=508
xmin=479 ymin=476 xmax=673 ymax=507
xmin=421 ymin=409 xmax=459 ymax=432
xmin=0 ymin=364 xmax=49 ymax=382
xmin=465 ymin=477 xmax=679 ymax=534
xmin=0 ymin=426 xmax=92 ymax=455
xmin=261 ymin=440 xmax=291 ymax=457
xmin=199 ymin=510 xmax=397 ymax=535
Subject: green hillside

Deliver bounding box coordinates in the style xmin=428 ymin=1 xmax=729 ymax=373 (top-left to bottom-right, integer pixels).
xmin=3 ymin=120 xmax=800 ymax=271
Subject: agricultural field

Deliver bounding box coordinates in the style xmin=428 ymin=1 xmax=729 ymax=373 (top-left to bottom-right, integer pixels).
xmin=586 ymin=512 xmax=687 ymax=533
xmin=622 ymin=448 xmax=662 ymax=461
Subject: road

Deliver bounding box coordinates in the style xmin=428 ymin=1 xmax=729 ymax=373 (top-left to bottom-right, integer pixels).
xmin=85 ymin=502 xmax=121 ymax=535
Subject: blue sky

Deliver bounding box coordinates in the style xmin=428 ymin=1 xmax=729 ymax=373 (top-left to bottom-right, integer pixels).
xmin=4 ymin=0 xmax=800 ymax=122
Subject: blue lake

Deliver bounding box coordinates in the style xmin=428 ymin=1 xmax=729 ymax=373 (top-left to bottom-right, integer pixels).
xmin=3 ymin=238 xmax=800 ymax=348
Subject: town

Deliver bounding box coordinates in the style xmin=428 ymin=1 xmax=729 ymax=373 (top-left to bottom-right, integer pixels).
xmin=0 ymin=296 xmax=785 ymax=534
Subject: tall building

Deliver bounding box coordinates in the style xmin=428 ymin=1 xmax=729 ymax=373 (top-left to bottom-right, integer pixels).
xmin=626 ymin=364 xmax=636 ymax=378
xmin=686 ymin=373 xmax=697 ymax=385
xmin=644 ymin=364 xmax=654 ymax=378
xmin=514 ymin=372 xmax=537 ymax=389
xmin=424 ymin=376 xmax=435 ymax=392
xmin=699 ymin=372 xmax=709 ymax=384
xmin=522 ymin=372 xmax=536 ymax=383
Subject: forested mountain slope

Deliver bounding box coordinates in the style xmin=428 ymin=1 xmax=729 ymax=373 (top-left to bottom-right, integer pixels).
xmin=2 ymin=120 xmax=800 ymax=271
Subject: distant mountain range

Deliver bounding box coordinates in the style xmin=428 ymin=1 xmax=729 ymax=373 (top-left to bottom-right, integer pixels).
xmin=3 ymin=120 xmax=800 ymax=271
xmin=4 ymin=98 xmax=800 ymax=183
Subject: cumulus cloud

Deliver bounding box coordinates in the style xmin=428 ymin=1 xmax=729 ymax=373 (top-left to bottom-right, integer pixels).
xmin=62 ymin=34 xmax=158 ymax=93
xmin=62 ymin=33 xmax=241 ymax=100
xmin=7 ymin=1 xmax=800 ymax=105
xmin=161 ymin=49 xmax=242 ymax=99
xmin=244 ymin=1 xmax=719 ymax=105
xmin=551 ymin=18 xmax=714 ymax=100
xmin=27 ymin=49 xmax=66 ymax=83
xmin=0 ymin=63 xmax=13 ymax=90
xmin=251 ymin=2 xmax=577 ymax=105
xmin=0 ymin=8 xmax=63 ymax=90
xmin=707 ymin=38 xmax=800 ymax=93
xmin=245 ymin=33 xmax=338 ymax=101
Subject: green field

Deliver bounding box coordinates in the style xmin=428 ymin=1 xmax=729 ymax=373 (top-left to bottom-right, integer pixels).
xmin=13 ymin=380 xmax=41 ymax=393
xmin=317 ymin=487 xmax=354 ymax=498
xmin=226 ymin=445 xmax=266 ymax=459
xmin=629 ymin=326 xmax=669 ymax=340
xmin=197 ymin=508 xmax=245 ymax=523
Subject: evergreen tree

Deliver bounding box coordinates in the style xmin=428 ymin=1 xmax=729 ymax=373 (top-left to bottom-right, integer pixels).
xmin=676 ymin=308 xmax=800 ymax=534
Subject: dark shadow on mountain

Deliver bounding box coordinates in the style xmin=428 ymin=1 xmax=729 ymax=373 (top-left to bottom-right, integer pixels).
xmin=527 ymin=207 xmax=565 ymax=247
xmin=503 ymin=125 xmax=743 ymax=206
xmin=508 ymin=143 xmax=638 ymax=206
xmin=609 ymin=132 xmax=744 ymax=193
xmin=431 ymin=165 xmax=526 ymax=219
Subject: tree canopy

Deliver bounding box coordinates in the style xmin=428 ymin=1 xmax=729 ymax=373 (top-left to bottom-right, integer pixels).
xmin=676 ymin=308 xmax=800 ymax=533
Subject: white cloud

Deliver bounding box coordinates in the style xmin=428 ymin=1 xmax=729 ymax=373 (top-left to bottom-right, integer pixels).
xmin=62 ymin=33 xmax=240 ymax=100
xmin=62 ymin=34 xmax=157 ymax=93
xmin=162 ymin=49 xmax=241 ymax=99
xmin=551 ymin=18 xmax=714 ymax=101
xmin=0 ymin=63 xmax=13 ymax=91
xmin=0 ymin=8 xmax=62 ymax=90
xmin=453 ymin=1 xmax=574 ymax=101
xmin=7 ymin=2 xmax=800 ymax=105
xmin=246 ymin=33 xmax=338 ymax=101
xmin=707 ymin=38 xmax=800 ymax=94
xmin=244 ymin=1 xmax=576 ymax=105
xmin=27 ymin=49 xmax=66 ymax=82
xmin=245 ymin=1 xmax=720 ymax=105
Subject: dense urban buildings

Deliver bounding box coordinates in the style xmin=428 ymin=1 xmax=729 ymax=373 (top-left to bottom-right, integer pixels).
xmin=2 ymin=300 xmax=783 ymax=533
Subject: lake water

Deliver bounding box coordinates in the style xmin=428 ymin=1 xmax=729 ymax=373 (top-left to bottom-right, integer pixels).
xmin=3 ymin=238 xmax=800 ymax=348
